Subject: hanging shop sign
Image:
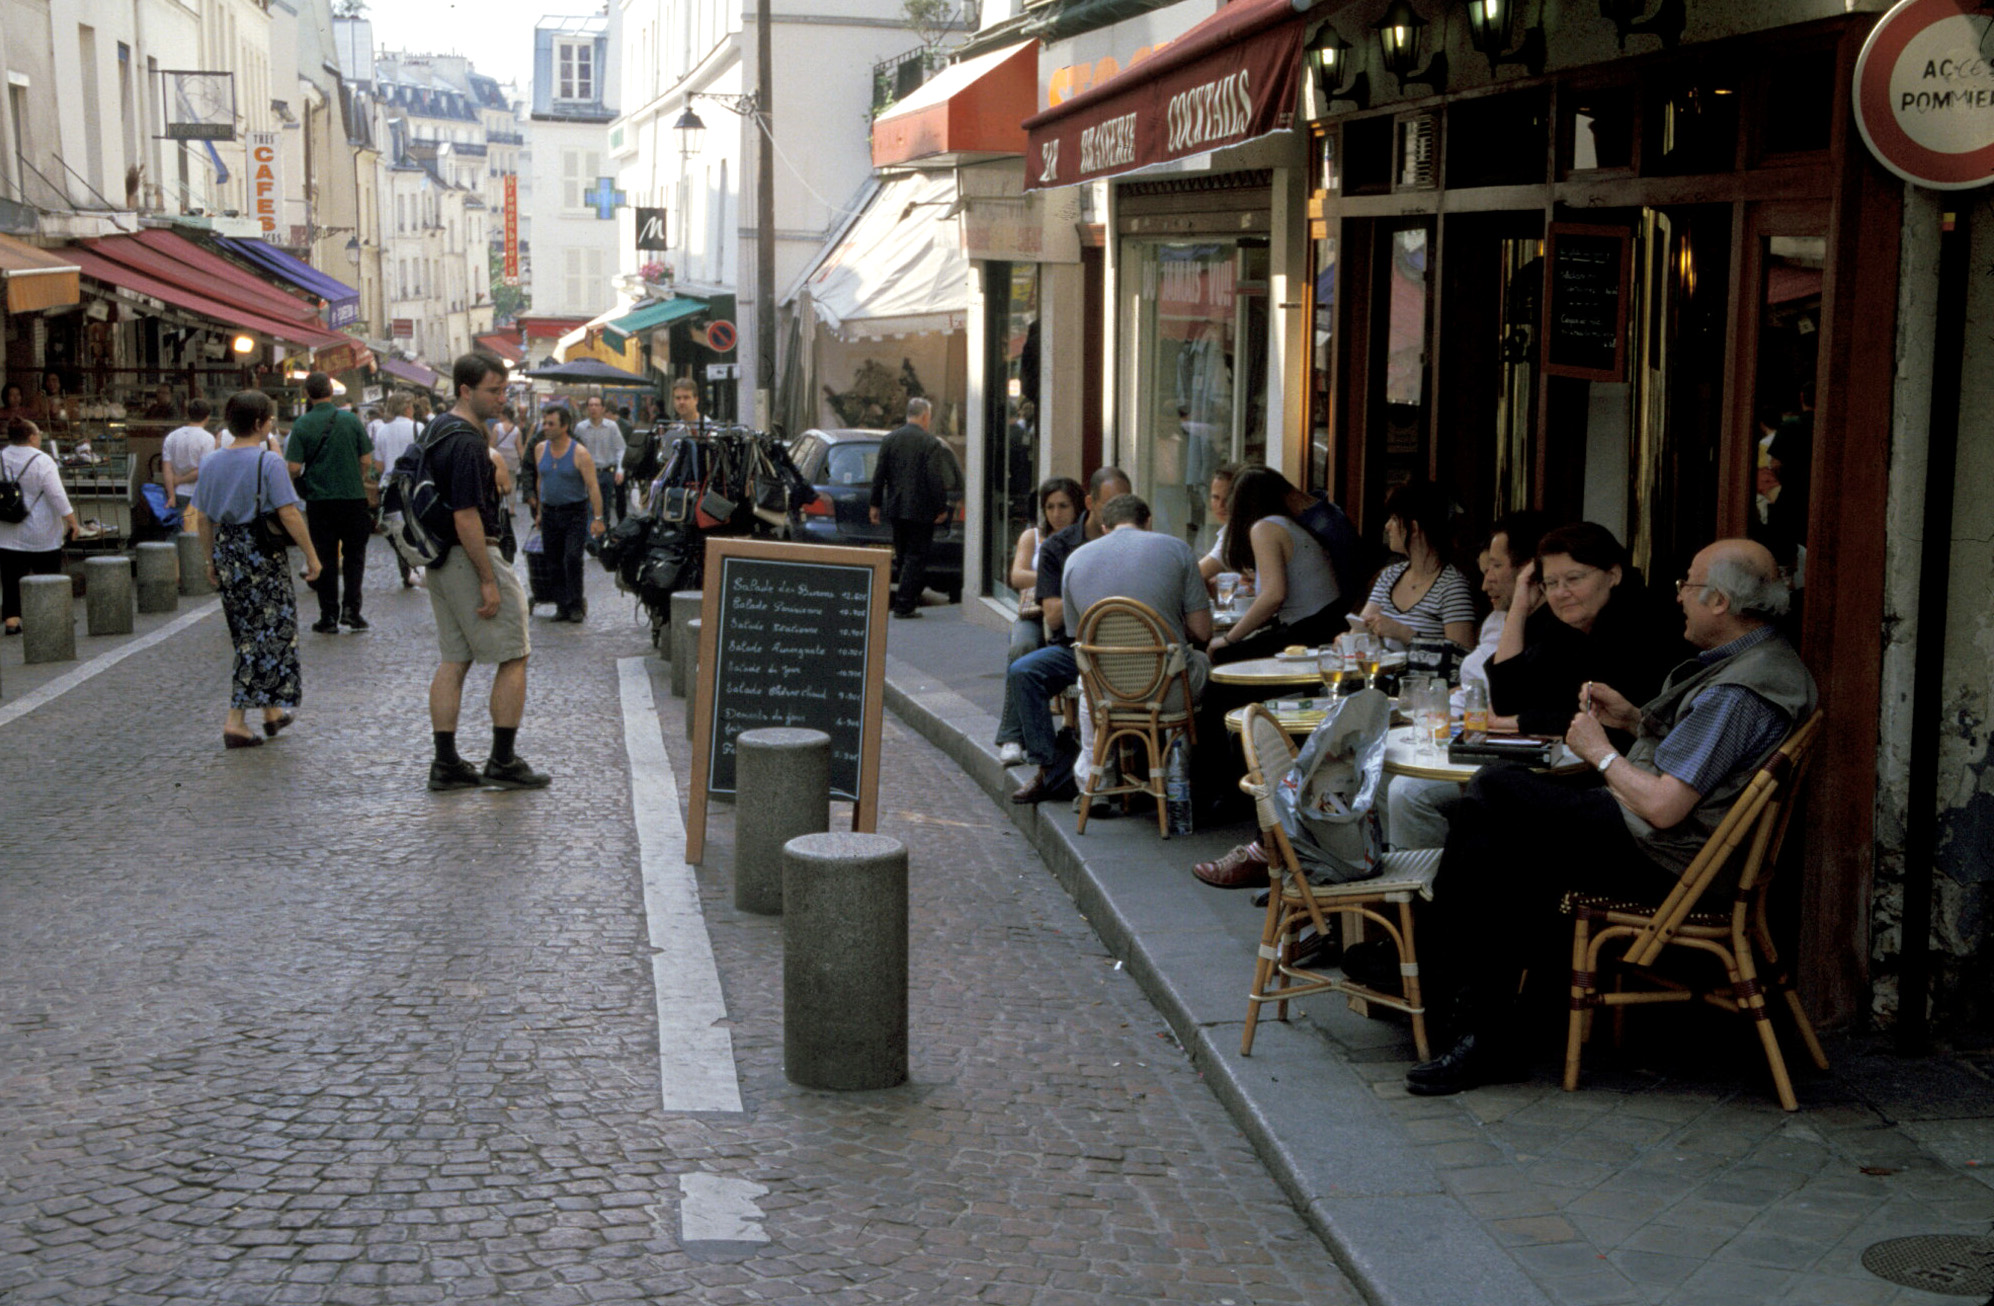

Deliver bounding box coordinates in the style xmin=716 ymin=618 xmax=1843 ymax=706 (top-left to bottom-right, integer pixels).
xmin=635 ymin=206 xmax=670 ymax=251
xmin=163 ymin=71 xmax=237 ymax=141
xmin=249 ymin=131 xmax=284 ymax=240
xmin=503 ymin=175 xmax=521 ymax=284
xmin=1856 ymin=0 xmax=1994 ymax=191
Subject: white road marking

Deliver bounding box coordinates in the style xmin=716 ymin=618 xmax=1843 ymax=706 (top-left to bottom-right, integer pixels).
xmin=0 ymin=600 xmax=220 ymax=731
xmin=678 ymin=1172 xmax=769 ymax=1246
xmin=618 ymin=656 xmax=744 ymax=1114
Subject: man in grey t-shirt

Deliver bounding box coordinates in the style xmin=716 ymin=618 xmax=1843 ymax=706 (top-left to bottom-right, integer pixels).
xmin=1060 ymin=493 xmax=1213 ymax=788
xmin=573 ymin=395 xmax=626 ymax=526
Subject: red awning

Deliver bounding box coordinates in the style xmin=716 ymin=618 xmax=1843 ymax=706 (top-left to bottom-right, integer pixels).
xmin=117 ymin=230 xmax=334 ymax=335
xmin=475 ymin=331 xmax=525 ymax=363
xmin=873 ymin=42 xmax=1037 ymax=169
xmin=1023 ymin=0 xmax=1314 ymax=190
xmin=68 ymin=240 xmax=342 ymax=349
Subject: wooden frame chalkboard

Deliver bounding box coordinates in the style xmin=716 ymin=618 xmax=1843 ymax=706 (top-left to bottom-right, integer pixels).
xmin=684 ymin=537 xmax=890 ymax=864
xmin=1542 ymin=223 xmax=1632 ymax=382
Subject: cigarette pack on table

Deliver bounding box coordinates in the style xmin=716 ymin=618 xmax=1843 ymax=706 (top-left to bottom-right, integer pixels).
xmin=1446 ymin=731 xmax=1555 ymax=766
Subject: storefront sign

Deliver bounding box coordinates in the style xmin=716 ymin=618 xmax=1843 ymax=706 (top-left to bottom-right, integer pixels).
xmin=249 ymin=132 xmax=284 ymax=240
xmin=960 ymin=161 xmax=1082 ymax=263
xmin=1025 ymin=0 xmax=1307 ymax=190
xmin=503 ymin=175 xmax=521 ymax=284
xmin=1542 ymin=224 xmax=1631 ymax=382
xmin=635 ymin=206 xmax=669 ymax=251
xmin=1856 ymin=0 xmax=1994 ymax=190
xmin=391 ymin=317 xmax=414 ymax=339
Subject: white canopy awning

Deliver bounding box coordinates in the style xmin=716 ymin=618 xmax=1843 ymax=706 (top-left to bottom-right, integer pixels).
xmin=801 ymin=170 xmax=967 ymax=341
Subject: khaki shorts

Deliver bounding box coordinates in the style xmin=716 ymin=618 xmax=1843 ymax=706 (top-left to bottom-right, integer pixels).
xmin=427 ymin=543 xmax=531 ymax=665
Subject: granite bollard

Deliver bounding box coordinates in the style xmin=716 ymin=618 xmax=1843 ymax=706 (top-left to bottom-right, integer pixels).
xmin=175 ymin=531 xmax=213 ymax=595
xmin=21 ymin=573 xmax=75 ymax=663
xmin=682 ymin=618 xmax=701 ymax=739
xmin=84 ymin=555 xmax=134 ymax=636
xmin=135 ymin=541 xmax=179 ymax=613
xmin=668 ymin=590 xmax=702 ymax=693
xmin=782 ymin=832 xmax=908 ymax=1091
xmin=733 ymin=728 xmax=831 ymax=914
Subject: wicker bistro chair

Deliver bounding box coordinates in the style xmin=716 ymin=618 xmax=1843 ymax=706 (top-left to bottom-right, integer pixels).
xmin=1236 ymin=704 xmax=1440 ymax=1062
xmin=1562 ymin=711 xmax=1828 ymax=1111
xmin=1072 ymin=597 xmax=1199 ymax=838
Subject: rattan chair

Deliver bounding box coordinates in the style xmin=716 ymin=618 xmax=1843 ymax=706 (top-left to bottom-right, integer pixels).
xmin=1563 ymin=710 xmax=1828 ymax=1111
xmin=1072 ymin=597 xmax=1197 ymax=838
xmin=1236 ymin=703 xmax=1439 ymax=1061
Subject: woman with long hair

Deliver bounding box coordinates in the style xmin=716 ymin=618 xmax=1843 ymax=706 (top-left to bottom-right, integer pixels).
xmin=1205 ymin=466 xmax=1343 ymax=664
xmin=194 ymin=391 xmax=324 ymax=748
xmin=995 ymin=475 xmax=1084 ymax=765
xmin=1357 ymin=481 xmax=1478 ymax=651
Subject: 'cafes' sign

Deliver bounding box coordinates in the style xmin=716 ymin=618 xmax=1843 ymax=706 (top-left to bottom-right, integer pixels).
xmin=1856 ymin=0 xmax=1994 ymax=191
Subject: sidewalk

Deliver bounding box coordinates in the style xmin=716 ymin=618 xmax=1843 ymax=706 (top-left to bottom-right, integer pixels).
xmin=882 ymin=600 xmax=1994 ymax=1306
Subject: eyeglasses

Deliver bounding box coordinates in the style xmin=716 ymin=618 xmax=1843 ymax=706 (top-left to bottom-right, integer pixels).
xmin=1676 ymin=575 xmax=1708 ymax=595
xmin=1542 ymin=566 xmax=1601 ymax=593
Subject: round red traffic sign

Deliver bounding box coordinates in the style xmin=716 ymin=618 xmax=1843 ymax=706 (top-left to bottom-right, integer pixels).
xmin=705 ymin=319 xmax=737 ymax=352
xmin=1856 ymin=0 xmax=1994 ymax=190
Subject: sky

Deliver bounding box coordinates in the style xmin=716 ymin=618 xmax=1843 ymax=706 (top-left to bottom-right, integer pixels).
xmin=364 ymin=0 xmax=590 ymax=93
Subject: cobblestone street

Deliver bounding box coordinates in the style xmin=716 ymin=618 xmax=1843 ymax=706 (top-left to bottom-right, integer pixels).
xmin=0 ymin=541 xmax=1357 ymax=1305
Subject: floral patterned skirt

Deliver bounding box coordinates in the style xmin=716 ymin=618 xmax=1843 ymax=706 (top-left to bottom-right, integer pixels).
xmin=214 ymin=523 xmax=301 ymax=709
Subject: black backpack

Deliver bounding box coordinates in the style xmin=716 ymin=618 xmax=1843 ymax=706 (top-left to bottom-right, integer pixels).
xmin=383 ymin=415 xmax=480 ymax=569
xmin=0 ymin=450 xmax=46 ymax=524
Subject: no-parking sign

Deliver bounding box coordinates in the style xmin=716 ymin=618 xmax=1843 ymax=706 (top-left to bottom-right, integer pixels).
xmin=704 ymin=319 xmax=737 ymax=353
xmin=1856 ymin=0 xmax=1994 ymax=190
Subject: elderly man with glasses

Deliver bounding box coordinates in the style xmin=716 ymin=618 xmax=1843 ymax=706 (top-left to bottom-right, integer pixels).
xmin=1402 ymin=537 xmax=1816 ymax=1097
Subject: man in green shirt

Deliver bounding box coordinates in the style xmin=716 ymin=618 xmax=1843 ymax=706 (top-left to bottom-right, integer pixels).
xmin=285 ymin=371 xmax=375 ymax=633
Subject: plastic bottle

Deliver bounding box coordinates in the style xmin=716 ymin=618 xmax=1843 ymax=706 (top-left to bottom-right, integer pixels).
xmin=1165 ymin=734 xmax=1194 ymax=836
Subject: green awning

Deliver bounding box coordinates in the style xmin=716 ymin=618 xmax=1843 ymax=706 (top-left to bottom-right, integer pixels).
xmin=601 ymin=295 xmax=706 ymax=349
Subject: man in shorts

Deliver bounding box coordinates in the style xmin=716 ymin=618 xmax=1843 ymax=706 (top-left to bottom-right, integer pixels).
xmin=425 ymin=353 xmax=550 ymax=792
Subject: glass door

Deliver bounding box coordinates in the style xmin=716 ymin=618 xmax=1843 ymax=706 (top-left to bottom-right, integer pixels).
xmin=1138 ymin=241 xmax=1239 ymax=550
xmin=983 ymin=262 xmax=1040 ymax=601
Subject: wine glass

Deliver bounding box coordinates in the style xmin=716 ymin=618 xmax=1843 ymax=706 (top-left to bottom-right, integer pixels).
xmin=1317 ymin=645 xmax=1344 ymax=700
xmin=1352 ymin=633 xmax=1379 ymax=690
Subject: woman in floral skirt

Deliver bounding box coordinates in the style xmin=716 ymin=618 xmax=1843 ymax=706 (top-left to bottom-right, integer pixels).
xmin=194 ymin=391 xmax=323 ymax=749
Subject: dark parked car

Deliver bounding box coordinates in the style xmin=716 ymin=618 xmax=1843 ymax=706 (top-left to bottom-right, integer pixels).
xmin=785 ymin=427 xmax=963 ymax=603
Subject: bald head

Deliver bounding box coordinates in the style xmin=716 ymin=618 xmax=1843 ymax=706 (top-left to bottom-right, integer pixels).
xmin=1681 ymin=537 xmax=1789 ymax=647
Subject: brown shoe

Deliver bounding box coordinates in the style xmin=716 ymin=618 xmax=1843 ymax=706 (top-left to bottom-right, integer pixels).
xmin=1011 ymin=768 xmax=1076 ymax=805
xmin=1193 ymin=842 xmax=1270 ymax=888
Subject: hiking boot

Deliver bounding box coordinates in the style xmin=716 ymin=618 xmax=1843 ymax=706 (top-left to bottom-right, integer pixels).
xmin=482 ymin=755 xmax=551 ymax=789
xmin=428 ymin=758 xmax=483 ymax=792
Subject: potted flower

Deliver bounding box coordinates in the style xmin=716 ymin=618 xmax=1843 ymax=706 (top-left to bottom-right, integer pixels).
xmin=639 ymin=259 xmax=674 ymax=292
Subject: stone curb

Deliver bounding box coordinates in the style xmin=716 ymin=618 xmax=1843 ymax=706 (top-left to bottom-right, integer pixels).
xmin=882 ymin=653 xmax=1551 ymax=1306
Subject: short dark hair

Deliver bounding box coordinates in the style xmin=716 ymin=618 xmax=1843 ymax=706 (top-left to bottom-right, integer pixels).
xmin=452 ymin=352 xmax=503 ymax=399
xmin=186 ymin=398 xmax=213 ymax=422
xmin=1487 ymin=510 xmax=1549 ymax=566
xmin=6 ymin=417 xmax=33 ymax=444
xmin=224 ymin=390 xmax=274 ymax=437
xmin=1087 ymin=465 xmax=1131 ymax=500
xmin=543 ymin=405 xmax=573 ymax=432
xmin=672 ymin=377 xmax=697 ymax=395
xmin=1099 ymin=493 xmax=1150 ymax=529
xmin=303 ymin=371 xmax=333 ymax=401
xmin=1210 ymin=461 xmax=1241 ymax=488
xmin=1535 ymin=521 xmax=1628 ymax=573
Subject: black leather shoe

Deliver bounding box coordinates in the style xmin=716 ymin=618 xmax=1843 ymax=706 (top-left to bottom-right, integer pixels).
xmin=311 ymin=619 xmax=340 ymax=634
xmin=891 ymin=608 xmax=922 ymax=619
xmin=1010 ymin=770 xmax=1076 ymax=805
xmin=340 ymin=612 xmax=370 ymax=630
xmin=1341 ymin=940 xmax=1404 ymax=995
xmin=428 ymin=759 xmax=482 ymax=792
xmin=482 ymin=756 xmax=552 ymax=790
xmin=1404 ymin=1033 xmax=1529 ymax=1097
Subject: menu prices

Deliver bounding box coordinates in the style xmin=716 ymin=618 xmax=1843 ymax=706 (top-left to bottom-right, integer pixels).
xmin=1543 ymin=224 xmax=1630 ymax=381
xmin=704 ymin=555 xmax=873 ymax=799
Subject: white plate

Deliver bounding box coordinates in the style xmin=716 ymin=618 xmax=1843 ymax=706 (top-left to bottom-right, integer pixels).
xmin=1273 ymin=648 xmax=1327 ymax=662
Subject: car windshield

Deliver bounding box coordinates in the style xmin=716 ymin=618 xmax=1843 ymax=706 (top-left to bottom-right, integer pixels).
xmin=825 ymin=444 xmax=878 ymax=487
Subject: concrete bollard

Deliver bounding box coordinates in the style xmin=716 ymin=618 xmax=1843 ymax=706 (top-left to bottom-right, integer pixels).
xmin=21 ymin=573 xmax=75 ymax=663
xmin=667 ymin=590 xmax=702 ymax=691
xmin=175 ymin=531 xmax=213 ymax=596
xmin=135 ymin=542 xmax=179 ymax=614
xmin=782 ymin=832 xmax=908 ymax=1091
xmin=682 ymin=619 xmax=701 ymax=739
xmin=734 ymin=729 xmax=831 ymax=915
xmin=84 ymin=556 xmax=135 ymax=636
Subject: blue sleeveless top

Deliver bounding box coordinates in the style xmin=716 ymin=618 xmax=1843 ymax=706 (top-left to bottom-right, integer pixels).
xmin=536 ymin=439 xmax=588 ymax=506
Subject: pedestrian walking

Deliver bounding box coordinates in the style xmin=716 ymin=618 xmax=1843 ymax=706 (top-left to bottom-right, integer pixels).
xmin=371 ymin=397 xmax=421 ymax=588
xmin=0 ymin=418 xmax=80 ymax=636
xmin=193 ymin=391 xmax=324 ymax=749
xmin=868 ymin=396 xmax=959 ymax=619
xmin=425 ymin=353 xmax=550 ymax=792
xmin=161 ymin=399 xmax=216 ymax=534
xmin=574 ymin=395 xmax=626 ymax=526
xmin=531 ymin=404 xmax=606 ymax=623
xmin=285 ymin=371 xmax=374 ymax=633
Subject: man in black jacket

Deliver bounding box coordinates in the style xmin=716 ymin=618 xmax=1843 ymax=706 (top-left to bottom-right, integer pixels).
xmin=867 ymin=397 xmax=957 ymax=618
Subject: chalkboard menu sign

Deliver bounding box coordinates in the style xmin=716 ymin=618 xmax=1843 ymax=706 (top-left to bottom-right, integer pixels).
xmin=1542 ymin=223 xmax=1632 ymax=382
xmin=686 ymin=538 xmax=889 ymax=864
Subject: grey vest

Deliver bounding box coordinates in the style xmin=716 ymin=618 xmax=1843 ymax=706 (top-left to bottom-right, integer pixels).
xmin=1620 ymin=633 xmax=1817 ymax=877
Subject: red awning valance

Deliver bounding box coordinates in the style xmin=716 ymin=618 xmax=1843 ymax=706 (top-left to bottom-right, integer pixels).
xmin=873 ymin=42 xmax=1038 ymax=169
xmin=1023 ymin=0 xmax=1315 ymax=191
xmin=68 ymin=243 xmax=338 ymax=349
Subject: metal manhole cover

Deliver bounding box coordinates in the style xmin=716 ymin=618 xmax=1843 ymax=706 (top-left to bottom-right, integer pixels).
xmin=1863 ymin=1235 xmax=1994 ymax=1295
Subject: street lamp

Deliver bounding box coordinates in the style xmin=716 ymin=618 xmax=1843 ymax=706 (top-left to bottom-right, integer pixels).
xmin=345 ymin=235 xmax=362 ymax=267
xmin=1373 ymin=1 xmax=1447 ymax=95
xmin=674 ymin=107 xmax=707 ymax=159
xmin=1308 ymin=25 xmax=1369 ymax=112
xmin=1464 ymin=0 xmax=1545 ymax=76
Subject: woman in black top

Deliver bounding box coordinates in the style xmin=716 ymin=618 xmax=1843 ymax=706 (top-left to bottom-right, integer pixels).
xmin=1483 ymin=521 xmax=1682 ymax=738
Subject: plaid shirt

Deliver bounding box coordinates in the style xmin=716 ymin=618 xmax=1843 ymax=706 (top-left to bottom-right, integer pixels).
xmin=1647 ymin=625 xmax=1791 ymax=794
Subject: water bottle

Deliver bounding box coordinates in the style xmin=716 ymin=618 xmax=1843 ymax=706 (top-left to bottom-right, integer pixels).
xmin=1165 ymin=734 xmax=1194 ymax=836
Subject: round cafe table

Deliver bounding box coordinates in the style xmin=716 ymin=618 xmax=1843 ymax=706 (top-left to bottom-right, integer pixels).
xmin=1208 ymin=655 xmax=1327 ymax=691
xmin=1383 ymin=724 xmax=1588 ymax=781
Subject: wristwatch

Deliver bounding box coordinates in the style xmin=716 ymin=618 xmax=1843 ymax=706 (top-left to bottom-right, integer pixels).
xmin=1596 ymin=751 xmax=1619 ymax=774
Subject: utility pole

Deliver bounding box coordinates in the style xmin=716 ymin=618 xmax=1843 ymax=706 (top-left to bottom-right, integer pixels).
xmin=755 ymin=0 xmax=776 ymax=427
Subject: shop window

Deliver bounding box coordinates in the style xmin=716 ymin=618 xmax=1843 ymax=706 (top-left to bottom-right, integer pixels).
xmin=1446 ymin=91 xmax=1547 ymax=189
xmin=1563 ymin=86 xmax=1636 ymax=174
xmin=1396 ymin=113 xmax=1438 ymax=190
xmin=1316 ymin=128 xmax=1340 ymax=195
xmin=1376 ymin=224 xmax=1431 ymax=490
xmin=1643 ymin=72 xmax=1742 ymax=177
xmin=1309 ymin=233 xmax=1336 ymax=494
xmin=1749 ymin=234 xmax=1822 ymax=614
xmin=983 ymin=262 xmax=1040 ymax=603
xmin=1343 ymin=116 xmax=1394 ymax=196
xmin=1759 ymin=49 xmax=1835 ymax=158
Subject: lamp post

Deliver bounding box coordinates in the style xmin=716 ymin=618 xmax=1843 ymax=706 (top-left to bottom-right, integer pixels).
xmin=674 ymin=71 xmax=775 ymax=426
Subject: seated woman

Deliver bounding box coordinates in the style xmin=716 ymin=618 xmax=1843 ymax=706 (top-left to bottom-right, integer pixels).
xmin=996 ymin=475 xmax=1083 ymax=766
xmin=1484 ymin=520 xmax=1681 ymax=739
xmin=1357 ymin=481 xmax=1478 ymax=652
xmin=1206 ymin=467 xmax=1344 ymax=665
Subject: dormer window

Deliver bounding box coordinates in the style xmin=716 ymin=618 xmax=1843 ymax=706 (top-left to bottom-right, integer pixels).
xmin=556 ymin=39 xmax=594 ymax=103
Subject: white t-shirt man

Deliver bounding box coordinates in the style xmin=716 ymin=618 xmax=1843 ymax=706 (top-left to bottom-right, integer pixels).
xmin=161 ymin=423 xmax=216 ymax=505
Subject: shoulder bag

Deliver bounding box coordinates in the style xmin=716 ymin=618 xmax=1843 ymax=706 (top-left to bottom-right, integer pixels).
xmin=252 ymin=453 xmax=291 ymax=552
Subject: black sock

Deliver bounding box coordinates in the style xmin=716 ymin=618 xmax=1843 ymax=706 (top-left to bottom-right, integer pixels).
xmin=492 ymin=726 xmax=517 ymax=765
xmin=434 ymin=731 xmax=461 ymax=765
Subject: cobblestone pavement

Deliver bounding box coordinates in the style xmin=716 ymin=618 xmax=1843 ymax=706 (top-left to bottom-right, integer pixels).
xmin=0 ymin=537 xmax=1359 ymax=1305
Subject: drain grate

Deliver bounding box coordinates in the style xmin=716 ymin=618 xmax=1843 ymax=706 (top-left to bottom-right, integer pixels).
xmin=1862 ymin=1235 xmax=1994 ymax=1296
